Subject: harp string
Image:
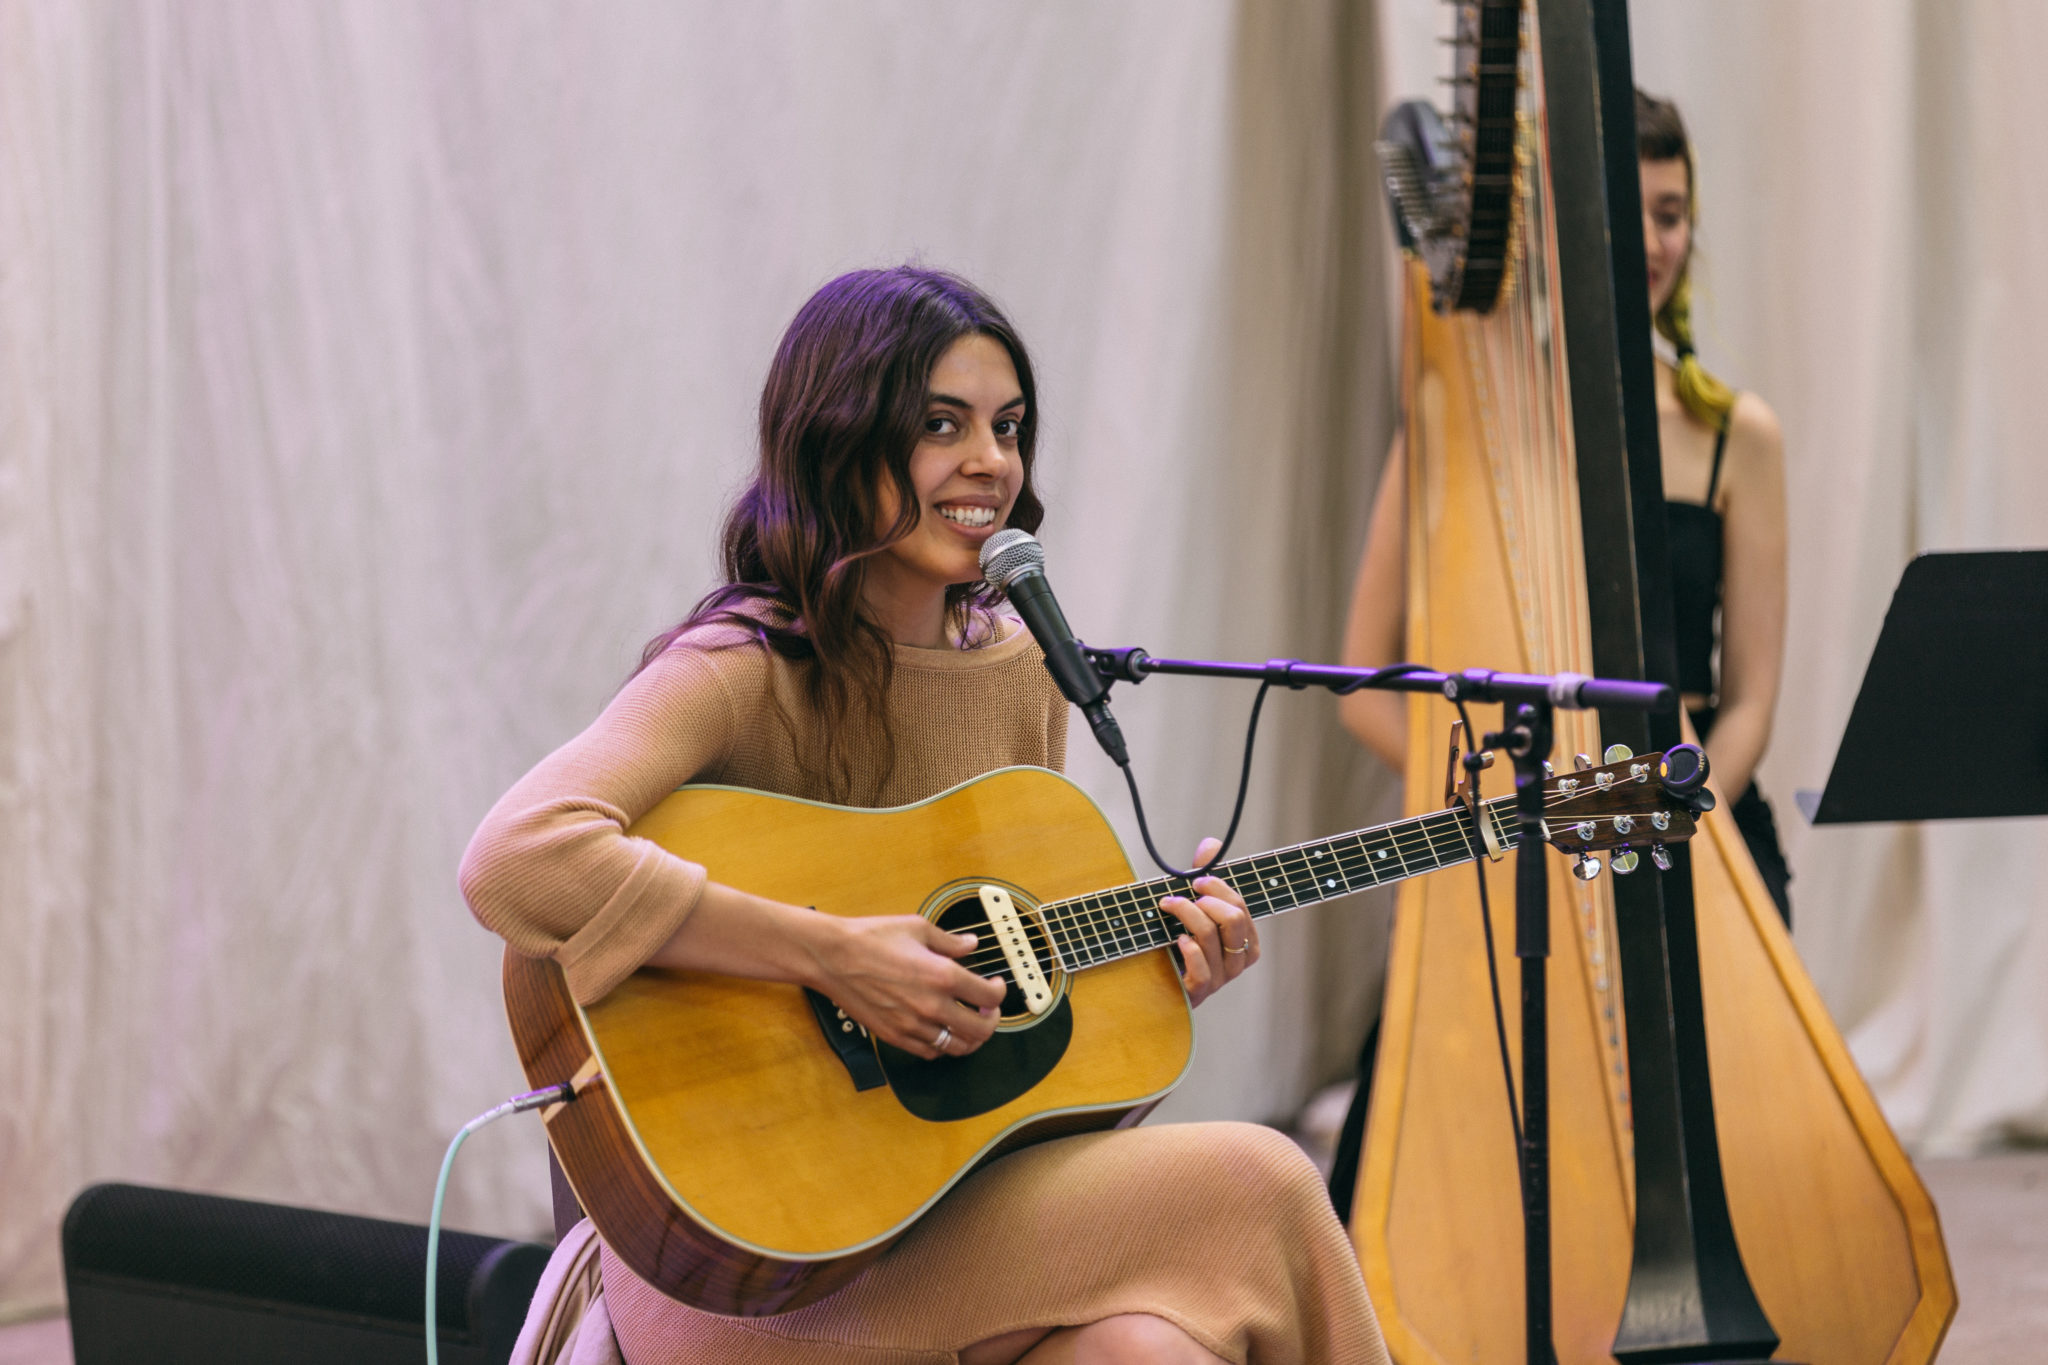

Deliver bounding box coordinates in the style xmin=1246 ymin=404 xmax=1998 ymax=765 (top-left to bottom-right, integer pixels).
xmin=1456 ymin=51 xmax=1636 ymax=1159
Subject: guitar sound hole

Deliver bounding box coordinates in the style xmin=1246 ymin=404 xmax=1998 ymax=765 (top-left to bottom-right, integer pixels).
xmin=934 ymin=895 xmax=1055 ymax=1023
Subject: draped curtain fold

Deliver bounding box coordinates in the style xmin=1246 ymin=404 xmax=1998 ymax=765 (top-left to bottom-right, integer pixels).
xmin=0 ymin=0 xmax=1395 ymax=1315
xmin=1626 ymin=0 xmax=2048 ymax=1156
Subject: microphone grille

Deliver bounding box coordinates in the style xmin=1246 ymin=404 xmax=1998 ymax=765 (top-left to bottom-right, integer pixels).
xmin=979 ymin=528 xmax=1044 ymax=589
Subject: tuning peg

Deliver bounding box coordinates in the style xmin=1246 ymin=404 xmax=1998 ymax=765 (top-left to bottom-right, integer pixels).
xmin=1542 ymin=760 xmax=1555 ymax=777
xmin=1611 ymin=849 xmax=1640 ymax=875
xmin=1651 ymin=844 xmax=1673 ymax=871
xmin=1572 ymin=853 xmax=1603 ymax=882
xmin=1604 ymin=743 xmax=1634 ymax=763
xmin=1659 ymin=743 xmax=1709 ymax=797
xmin=1573 ymin=753 xmax=1593 ymax=771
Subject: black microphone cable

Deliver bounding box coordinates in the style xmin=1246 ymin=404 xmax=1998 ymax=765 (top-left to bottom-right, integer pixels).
xmin=1453 ymin=695 xmax=1524 ymax=1155
xmin=1113 ymin=680 xmax=1269 ymax=880
xmin=981 ymin=529 xmax=1260 ymax=880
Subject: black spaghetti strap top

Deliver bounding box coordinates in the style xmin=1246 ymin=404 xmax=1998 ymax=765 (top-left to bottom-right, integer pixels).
xmin=1665 ymin=422 xmax=1730 ymax=698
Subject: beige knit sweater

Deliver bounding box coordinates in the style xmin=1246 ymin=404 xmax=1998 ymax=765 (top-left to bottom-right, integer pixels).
xmin=462 ymin=622 xmax=1387 ymax=1364
xmin=460 ymin=620 xmax=1068 ymax=1006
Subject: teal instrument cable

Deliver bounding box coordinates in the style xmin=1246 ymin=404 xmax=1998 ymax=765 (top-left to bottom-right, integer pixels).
xmin=426 ymin=1084 xmax=573 ymax=1365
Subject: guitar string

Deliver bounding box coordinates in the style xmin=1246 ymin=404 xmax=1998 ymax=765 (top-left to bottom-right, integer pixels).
xmin=949 ymin=811 xmax=1486 ymax=976
xmin=949 ymin=786 xmax=1665 ymax=978
xmin=953 ymin=802 xmax=1498 ymax=971
xmin=1059 ymin=773 xmax=1637 ymax=947
xmin=948 ymin=798 xmax=1614 ymax=976
xmin=1060 ymin=810 xmax=1486 ymax=969
xmin=948 ymin=790 xmax=1661 ymax=977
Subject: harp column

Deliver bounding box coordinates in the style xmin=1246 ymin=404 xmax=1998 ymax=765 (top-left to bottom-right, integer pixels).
xmin=1533 ymin=0 xmax=1783 ymax=1360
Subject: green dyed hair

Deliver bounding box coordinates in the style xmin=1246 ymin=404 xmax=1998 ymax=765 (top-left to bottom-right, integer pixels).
xmin=1636 ymin=89 xmax=1736 ymax=433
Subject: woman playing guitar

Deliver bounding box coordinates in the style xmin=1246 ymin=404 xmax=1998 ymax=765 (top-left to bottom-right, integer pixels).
xmin=462 ymin=267 xmax=1389 ymax=1363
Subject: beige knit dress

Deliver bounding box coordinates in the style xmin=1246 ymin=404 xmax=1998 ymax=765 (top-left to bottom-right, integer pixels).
xmin=460 ymin=621 xmax=1389 ymax=1365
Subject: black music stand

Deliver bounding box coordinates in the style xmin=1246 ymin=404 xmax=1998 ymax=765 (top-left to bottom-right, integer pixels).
xmin=1800 ymin=550 xmax=2048 ymax=825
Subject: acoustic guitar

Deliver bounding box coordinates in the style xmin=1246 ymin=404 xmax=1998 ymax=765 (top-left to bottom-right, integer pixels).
xmin=504 ymin=747 xmax=1706 ymax=1317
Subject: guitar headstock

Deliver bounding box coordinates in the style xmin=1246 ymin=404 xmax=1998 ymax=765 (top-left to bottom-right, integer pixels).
xmin=1539 ymin=743 xmax=1712 ymax=878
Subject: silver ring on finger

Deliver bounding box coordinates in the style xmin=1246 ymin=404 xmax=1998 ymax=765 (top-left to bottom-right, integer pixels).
xmin=933 ymin=1025 xmax=953 ymax=1052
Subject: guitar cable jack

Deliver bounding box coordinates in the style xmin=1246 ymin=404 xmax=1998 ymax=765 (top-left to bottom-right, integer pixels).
xmin=425 ymin=1083 xmax=576 ymax=1365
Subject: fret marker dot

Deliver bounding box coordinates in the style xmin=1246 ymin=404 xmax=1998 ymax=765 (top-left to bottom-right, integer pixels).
xmin=1377 ymin=850 xmax=1388 ymax=860
xmin=1267 ymin=878 xmax=1279 ymax=887
xmin=1324 ymin=878 xmax=1336 ymax=889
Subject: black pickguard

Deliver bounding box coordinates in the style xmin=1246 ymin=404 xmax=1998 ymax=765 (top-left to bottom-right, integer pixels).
xmin=876 ymin=999 xmax=1072 ymax=1122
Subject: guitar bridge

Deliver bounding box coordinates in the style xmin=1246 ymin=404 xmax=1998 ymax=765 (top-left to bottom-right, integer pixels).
xmin=804 ymin=987 xmax=887 ymax=1091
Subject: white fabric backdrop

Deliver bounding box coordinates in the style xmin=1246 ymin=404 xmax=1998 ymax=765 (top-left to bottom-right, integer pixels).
xmin=19 ymin=0 xmax=2038 ymax=1324
xmin=1385 ymin=0 xmax=2048 ymax=1159
xmin=0 ymin=0 xmax=1397 ymax=1315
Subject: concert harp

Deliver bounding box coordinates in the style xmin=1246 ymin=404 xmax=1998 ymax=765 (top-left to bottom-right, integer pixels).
xmin=1348 ymin=2 xmax=1956 ymax=1362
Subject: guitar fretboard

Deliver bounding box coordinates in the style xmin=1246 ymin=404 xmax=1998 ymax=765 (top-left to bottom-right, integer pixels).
xmin=1036 ymin=796 xmax=1523 ymax=972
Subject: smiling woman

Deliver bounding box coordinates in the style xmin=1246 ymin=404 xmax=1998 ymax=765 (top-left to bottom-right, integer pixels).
xmin=630 ymin=269 xmax=1049 ymax=807
xmin=863 ymin=334 xmax=1029 ymax=648
xmin=459 ymin=267 xmax=1388 ymax=1364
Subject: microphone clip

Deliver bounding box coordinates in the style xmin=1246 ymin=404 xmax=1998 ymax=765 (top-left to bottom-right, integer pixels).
xmin=1082 ymin=645 xmax=1152 ymax=686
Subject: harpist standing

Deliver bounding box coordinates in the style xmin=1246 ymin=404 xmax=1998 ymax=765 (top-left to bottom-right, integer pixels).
xmin=462 ymin=266 xmax=1389 ymax=1364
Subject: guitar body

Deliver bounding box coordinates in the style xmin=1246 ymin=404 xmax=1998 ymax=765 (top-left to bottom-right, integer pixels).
xmin=502 ymin=766 xmax=1193 ymax=1317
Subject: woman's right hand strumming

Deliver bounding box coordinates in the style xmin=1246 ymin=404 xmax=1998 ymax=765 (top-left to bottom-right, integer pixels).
xmin=643 ymin=880 xmax=1005 ymax=1060
xmin=806 ymin=914 xmax=1006 ymax=1060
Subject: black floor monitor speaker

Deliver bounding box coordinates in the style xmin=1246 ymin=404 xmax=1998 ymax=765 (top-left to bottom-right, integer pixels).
xmin=63 ymin=1182 xmax=550 ymax=1365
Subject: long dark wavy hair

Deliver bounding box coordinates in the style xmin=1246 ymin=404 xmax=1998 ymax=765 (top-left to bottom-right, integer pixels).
xmin=639 ymin=266 xmax=1046 ymax=796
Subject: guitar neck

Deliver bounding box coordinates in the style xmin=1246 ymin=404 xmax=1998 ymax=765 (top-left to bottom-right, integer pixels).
xmin=1040 ymin=795 xmax=1523 ymax=972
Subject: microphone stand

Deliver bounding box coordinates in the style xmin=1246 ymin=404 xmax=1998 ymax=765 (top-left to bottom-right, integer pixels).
xmin=1081 ymin=645 xmax=1674 ymax=1365
xmin=1082 ymin=646 xmax=1669 ymax=714
xmin=1502 ymin=698 xmax=1559 ymax=1365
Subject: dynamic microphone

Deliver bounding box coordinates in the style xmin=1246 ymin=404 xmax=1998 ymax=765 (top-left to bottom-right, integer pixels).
xmin=979 ymin=528 xmax=1129 ymax=766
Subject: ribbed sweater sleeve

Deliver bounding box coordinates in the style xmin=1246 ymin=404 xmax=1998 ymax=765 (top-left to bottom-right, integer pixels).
xmin=458 ymin=644 xmax=744 ymax=1005
xmin=462 ymin=618 xmax=1065 ymax=1007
